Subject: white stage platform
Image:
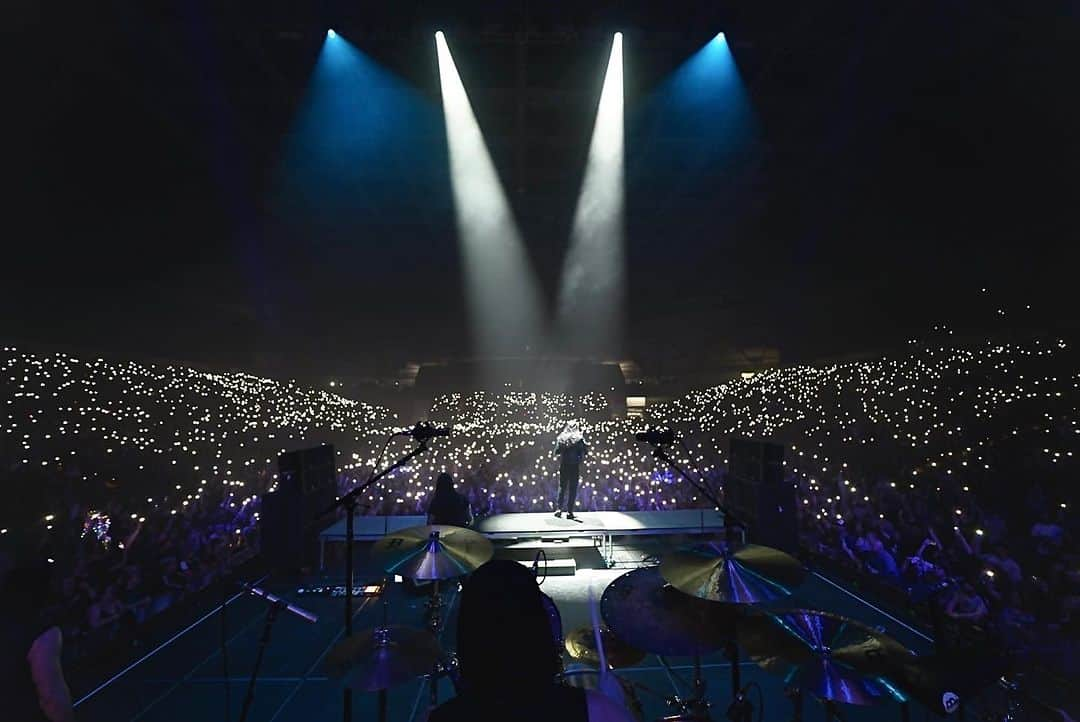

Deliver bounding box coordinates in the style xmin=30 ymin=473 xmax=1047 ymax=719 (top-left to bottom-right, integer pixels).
xmin=318 ymin=509 xmax=727 ymax=568
xmin=474 ymin=509 xmax=725 ymax=538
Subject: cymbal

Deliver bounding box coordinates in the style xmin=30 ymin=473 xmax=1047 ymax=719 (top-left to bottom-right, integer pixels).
xmin=324 ymin=625 xmax=442 ymax=692
xmin=372 ymin=524 xmax=494 ymax=580
xmin=738 ymin=609 xmax=913 ymax=705
xmin=660 ymin=542 xmax=805 ymax=604
xmin=600 ymin=566 xmax=739 ymax=656
xmin=565 ymin=625 xmax=646 ymax=669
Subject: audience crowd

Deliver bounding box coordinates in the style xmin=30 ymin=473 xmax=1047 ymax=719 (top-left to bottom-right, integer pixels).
xmin=0 ymin=320 xmax=1076 ymax=678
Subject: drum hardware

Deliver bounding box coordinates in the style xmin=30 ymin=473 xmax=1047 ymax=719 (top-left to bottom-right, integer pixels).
xmin=783 ymin=685 xmax=803 ymax=722
xmin=236 ymin=584 xmax=318 ymax=722
xmin=324 ymin=623 xmax=443 ymax=722
xmin=323 ymin=434 xmax=437 ymax=722
xmin=565 ymin=625 xmax=646 ymax=669
xmin=998 ymin=675 xmax=1023 ymax=722
xmin=560 ymin=664 xmax=646 ymax=722
xmin=737 ymin=608 xmax=912 ymax=706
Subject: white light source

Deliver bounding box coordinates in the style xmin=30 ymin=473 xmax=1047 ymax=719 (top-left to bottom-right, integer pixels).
xmin=556 ymin=32 xmax=624 ymax=355
xmin=435 ymin=32 xmax=543 ymax=358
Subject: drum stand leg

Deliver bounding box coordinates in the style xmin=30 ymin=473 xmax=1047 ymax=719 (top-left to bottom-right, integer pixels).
xmin=823 ymin=699 xmax=845 ymax=722
xmin=784 ymin=686 xmax=803 ymax=722
xmin=425 ymin=579 xmax=444 ymax=708
xmin=726 ymin=638 xmax=741 ymax=696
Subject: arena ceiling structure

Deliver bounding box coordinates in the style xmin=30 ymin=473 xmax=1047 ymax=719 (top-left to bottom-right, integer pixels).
xmin=6 ymin=0 xmax=1079 ymax=384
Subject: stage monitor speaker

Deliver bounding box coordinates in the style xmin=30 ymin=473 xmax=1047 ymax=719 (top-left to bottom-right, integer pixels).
xmin=727 ymin=438 xmax=798 ymax=554
xmin=260 ymin=444 xmax=338 ymax=571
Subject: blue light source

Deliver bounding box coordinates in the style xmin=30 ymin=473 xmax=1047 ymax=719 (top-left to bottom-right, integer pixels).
xmin=273 ymin=25 xmax=442 ymax=241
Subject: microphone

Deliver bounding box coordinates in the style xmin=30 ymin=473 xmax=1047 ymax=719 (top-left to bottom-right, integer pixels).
xmin=398 ymin=422 xmax=451 ymax=441
xmin=246 ymin=585 xmax=319 ymax=624
xmin=634 ymin=427 xmax=676 ymax=445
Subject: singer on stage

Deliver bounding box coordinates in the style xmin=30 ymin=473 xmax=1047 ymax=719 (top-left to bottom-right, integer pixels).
xmin=553 ymin=420 xmax=588 ymax=519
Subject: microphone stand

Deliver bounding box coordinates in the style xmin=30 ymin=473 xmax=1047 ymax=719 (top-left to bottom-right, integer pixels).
xmin=640 ymin=439 xmax=751 ymax=716
xmin=236 ymin=586 xmax=316 ymax=722
xmin=324 ymin=436 xmax=432 ymax=722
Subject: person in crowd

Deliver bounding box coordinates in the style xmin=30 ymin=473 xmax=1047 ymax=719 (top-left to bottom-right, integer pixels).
xmin=427 ymin=560 xmax=633 ymax=722
xmin=904 ymin=539 xmax=947 ymax=585
xmin=945 ymin=580 xmax=989 ymax=624
xmin=0 ymin=541 xmax=75 ymax=722
xmin=426 ymin=472 xmax=473 ymax=527
xmin=554 ymin=420 xmax=588 ymax=520
xmin=982 ymin=544 xmax=1022 ymax=586
xmin=855 ymin=530 xmax=900 ymax=578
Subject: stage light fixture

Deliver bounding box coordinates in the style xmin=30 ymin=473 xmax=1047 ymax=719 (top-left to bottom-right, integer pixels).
xmin=327 ymin=29 xmax=336 ymax=39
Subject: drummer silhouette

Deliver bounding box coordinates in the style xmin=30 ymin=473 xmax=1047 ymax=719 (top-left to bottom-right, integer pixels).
xmin=427 ymin=560 xmax=632 ymax=722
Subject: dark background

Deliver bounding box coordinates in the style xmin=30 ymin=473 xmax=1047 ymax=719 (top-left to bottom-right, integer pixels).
xmin=5 ymin=0 xmax=1079 ymax=383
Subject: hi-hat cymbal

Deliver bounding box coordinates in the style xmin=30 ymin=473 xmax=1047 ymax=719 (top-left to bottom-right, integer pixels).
xmin=565 ymin=625 xmax=646 ymax=669
xmin=324 ymin=625 xmax=442 ymax=692
xmin=660 ymin=542 xmax=805 ymax=604
xmin=372 ymin=524 xmax=494 ymax=580
xmin=600 ymin=566 xmax=739 ymax=656
xmin=738 ymin=609 xmax=914 ymax=706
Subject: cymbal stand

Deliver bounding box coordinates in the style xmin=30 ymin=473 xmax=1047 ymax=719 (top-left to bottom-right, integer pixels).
xmin=376 ymin=596 xmax=390 ymax=722
xmin=426 ymin=577 xmax=444 ymax=707
xmin=783 ymin=686 xmax=803 ymax=722
xmin=657 ymin=654 xmax=711 ymax=720
xmin=324 ymin=438 xmax=432 ymax=722
xmin=238 ymin=601 xmax=283 ymax=722
xmin=822 ymin=699 xmax=847 ymax=722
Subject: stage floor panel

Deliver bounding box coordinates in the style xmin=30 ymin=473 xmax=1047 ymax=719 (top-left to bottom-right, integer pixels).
xmin=474 ymin=509 xmax=725 ymax=537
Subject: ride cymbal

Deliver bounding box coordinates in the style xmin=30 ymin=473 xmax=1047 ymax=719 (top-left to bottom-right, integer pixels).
xmin=600 ymin=566 xmax=738 ymax=656
xmin=660 ymin=542 xmax=805 ymax=604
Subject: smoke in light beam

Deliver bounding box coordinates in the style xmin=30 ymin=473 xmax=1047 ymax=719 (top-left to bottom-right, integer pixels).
xmin=556 ymin=32 xmax=624 ymax=356
xmin=435 ymin=31 xmax=544 ymax=358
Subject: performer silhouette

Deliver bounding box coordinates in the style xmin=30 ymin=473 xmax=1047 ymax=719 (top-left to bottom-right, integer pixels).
xmin=554 ymin=420 xmax=588 ymax=519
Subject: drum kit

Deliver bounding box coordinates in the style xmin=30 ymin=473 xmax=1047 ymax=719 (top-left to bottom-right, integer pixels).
xmin=320 ymin=523 xmax=963 ymax=722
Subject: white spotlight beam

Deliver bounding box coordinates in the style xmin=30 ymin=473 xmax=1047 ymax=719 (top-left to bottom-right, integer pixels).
xmin=435 ymin=31 xmax=544 ymax=357
xmin=557 ymin=32 xmax=624 ymax=356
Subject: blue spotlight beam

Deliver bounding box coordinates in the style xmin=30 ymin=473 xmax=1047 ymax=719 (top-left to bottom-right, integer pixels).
xmin=630 ymin=31 xmax=757 ymax=191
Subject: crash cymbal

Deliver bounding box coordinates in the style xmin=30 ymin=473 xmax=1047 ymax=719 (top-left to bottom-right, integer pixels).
xmin=324 ymin=625 xmax=442 ymax=692
xmin=600 ymin=566 xmax=739 ymax=657
xmin=737 ymin=609 xmax=913 ymax=706
xmin=372 ymin=524 xmax=494 ymax=580
xmin=564 ymin=625 xmax=646 ymax=669
xmin=660 ymin=542 xmax=805 ymax=604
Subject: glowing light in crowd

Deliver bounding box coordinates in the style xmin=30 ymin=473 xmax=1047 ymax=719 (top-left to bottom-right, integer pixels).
xmin=557 ymin=32 xmax=625 ymax=356
xmin=435 ymin=31 xmax=544 ymax=359
xmin=0 ymin=298 xmax=1075 ymax=538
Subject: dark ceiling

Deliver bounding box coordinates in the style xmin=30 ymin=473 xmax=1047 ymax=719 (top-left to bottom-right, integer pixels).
xmin=5 ymin=0 xmax=1079 ymax=382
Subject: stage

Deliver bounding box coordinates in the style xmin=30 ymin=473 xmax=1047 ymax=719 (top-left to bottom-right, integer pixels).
xmin=70 ymin=533 xmax=949 ymax=722
xmin=318 ymin=509 xmax=728 ymax=568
